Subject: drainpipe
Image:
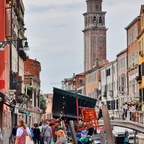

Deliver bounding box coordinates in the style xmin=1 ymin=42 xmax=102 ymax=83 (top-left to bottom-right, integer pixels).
xmin=126 ymin=29 xmax=129 ymax=101
xmin=112 ymin=62 xmax=114 ymax=119
xmin=10 ymin=43 xmax=13 ymax=89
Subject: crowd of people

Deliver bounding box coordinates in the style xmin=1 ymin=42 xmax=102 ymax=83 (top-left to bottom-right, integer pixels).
xmin=122 ymin=102 xmax=137 ymax=122
xmin=11 ymin=119 xmax=68 ymax=144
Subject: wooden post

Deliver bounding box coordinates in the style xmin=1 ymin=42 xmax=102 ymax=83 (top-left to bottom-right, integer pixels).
xmin=102 ymin=105 xmax=114 ymax=144
xmin=76 ymin=98 xmax=79 ymax=124
xmin=69 ymin=120 xmax=78 ymax=144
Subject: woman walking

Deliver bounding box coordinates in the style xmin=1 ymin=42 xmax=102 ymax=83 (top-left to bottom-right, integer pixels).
xmin=33 ymin=123 xmax=41 ymax=144
xmin=15 ymin=119 xmax=28 ymax=144
xmin=56 ymin=129 xmax=67 ymax=144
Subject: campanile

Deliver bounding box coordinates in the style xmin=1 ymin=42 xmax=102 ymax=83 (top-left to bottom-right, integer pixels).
xmin=83 ymin=0 xmax=107 ymax=71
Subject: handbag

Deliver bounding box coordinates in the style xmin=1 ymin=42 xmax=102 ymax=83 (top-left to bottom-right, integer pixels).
xmin=26 ymin=136 xmax=33 ymax=144
xmin=124 ymin=137 xmax=129 ymax=143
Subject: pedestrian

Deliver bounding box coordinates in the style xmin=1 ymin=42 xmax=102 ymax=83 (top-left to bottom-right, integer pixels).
xmin=125 ymin=103 xmax=128 ymax=118
xmin=122 ymin=103 xmax=127 ymax=120
xmin=39 ymin=122 xmax=44 ymax=144
xmin=42 ymin=119 xmax=52 ymax=144
xmin=98 ymin=102 xmax=104 ymax=120
xmin=87 ymin=123 xmax=94 ymax=136
xmin=132 ymin=104 xmax=136 ymax=122
xmin=33 ymin=123 xmax=41 ymax=144
xmin=124 ymin=129 xmax=129 ymax=144
xmin=30 ymin=127 xmax=34 ymax=141
xmin=11 ymin=124 xmax=17 ymax=143
xmin=129 ymin=104 xmax=133 ymax=121
xmin=56 ymin=129 xmax=67 ymax=144
xmin=15 ymin=119 xmax=31 ymax=144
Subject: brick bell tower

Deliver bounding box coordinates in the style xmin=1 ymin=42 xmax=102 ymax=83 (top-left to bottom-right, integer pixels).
xmin=83 ymin=0 xmax=107 ymax=72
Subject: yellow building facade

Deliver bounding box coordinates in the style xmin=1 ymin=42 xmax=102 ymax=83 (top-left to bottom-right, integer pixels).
xmin=138 ymin=5 xmax=144 ymax=101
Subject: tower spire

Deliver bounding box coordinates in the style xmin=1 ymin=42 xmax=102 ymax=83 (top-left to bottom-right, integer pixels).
xmin=83 ymin=0 xmax=107 ymax=71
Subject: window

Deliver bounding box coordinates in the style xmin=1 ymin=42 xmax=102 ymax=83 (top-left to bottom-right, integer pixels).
xmin=113 ymin=66 xmax=115 ymax=73
xmin=139 ymin=62 xmax=144 ymax=77
xmin=90 ymin=5 xmax=92 ymax=11
xmin=121 ymin=74 xmax=125 ymax=86
xmin=93 ymin=16 xmax=96 ymax=23
xmin=96 ymin=4 xmax=99 ymax=10
xmin=139 ymin=41 xmax=141 ymax=52
xmin=113 ymin=82 xmax=115 ymax=90
xmin=135 ymin=52 xmax=138 ymax=64
xmin=131 ymin=52 xmax=135 ymax=66
xmin=79 ymin=80 xmax=83 ymax=85
xmin=106 ymin=68 xmax=110 ymax=76
xmin=99 ymin=16 xmax=102 ymax=23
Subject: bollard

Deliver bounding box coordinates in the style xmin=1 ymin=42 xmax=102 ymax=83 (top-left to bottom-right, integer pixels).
xmin=102 ymin=105 xmax=114 ymax=144
xmin=69 ymin=120 xmax=78 ymax=144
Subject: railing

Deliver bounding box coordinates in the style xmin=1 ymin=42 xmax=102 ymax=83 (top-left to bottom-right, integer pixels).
xmin=99 ymin=120 xmax=144 ymax=133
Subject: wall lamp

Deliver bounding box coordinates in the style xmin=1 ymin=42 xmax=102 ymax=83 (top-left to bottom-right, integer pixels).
xmin=0 ymin=38 xmax=29 ymax=51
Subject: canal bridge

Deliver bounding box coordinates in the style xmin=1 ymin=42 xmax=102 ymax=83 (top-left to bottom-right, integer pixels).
xmin=99 ymin=120 xmax=144 ymax=133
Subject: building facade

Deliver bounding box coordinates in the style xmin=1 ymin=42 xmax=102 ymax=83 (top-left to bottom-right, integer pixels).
xmin=62 ymin=73 xmax=85 ymax=93
xmin=0 ymin=0 xmax=11 ymax=144
xmin=24 ymin=58 xmax=41 ymax=127
xmin=125 ymin=16 xmax=141 ymax=101
xmin=42 ymin=93 xmax=53 ymax=120
xmin=117 ymin=49 xmax=128 ymax=109
xmin=138 ymin=5 xmax=144 ymax=103
xmin=83 ymin=0 xmax=107 ymax=72
xmin=101 ymin=60 xmax=118 ymax=118
xmin=85 ymin=67 xmax=101 ymax=99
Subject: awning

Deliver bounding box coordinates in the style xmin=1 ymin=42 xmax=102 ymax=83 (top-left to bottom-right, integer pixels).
xmin=52 ymin=87 xmax=97 ymax=119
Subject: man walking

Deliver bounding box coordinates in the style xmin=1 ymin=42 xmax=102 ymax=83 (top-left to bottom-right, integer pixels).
xmin=42 ymin=120 xmax=52 ymax=144
xmin=98 ymin=102 xmax=104 ymax=120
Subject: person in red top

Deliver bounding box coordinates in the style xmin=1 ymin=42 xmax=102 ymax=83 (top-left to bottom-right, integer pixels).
xmin=15 ymin=119 xmax=28 ymax=144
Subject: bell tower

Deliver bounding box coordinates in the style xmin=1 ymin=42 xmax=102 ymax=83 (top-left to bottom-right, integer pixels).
xmin=83 ymin=0 xmax=107 ymax=71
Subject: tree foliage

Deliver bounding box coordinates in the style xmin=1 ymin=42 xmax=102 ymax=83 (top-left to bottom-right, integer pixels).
xmin=40 ymin=95 xmax=47 ymax=114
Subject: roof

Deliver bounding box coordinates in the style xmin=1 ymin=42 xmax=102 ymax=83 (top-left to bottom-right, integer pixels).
xmin=140 ymin=5 xmax=144 ymax=15
xmin=116 ymin=48 xmax=127 ymax=57
xmin=100 ymin=60 xmax=116 ymax=70
xmin=52 ymin=87 xmax=97 ymax=119
xmin=125 ymin=16 xmax=140 ymax=30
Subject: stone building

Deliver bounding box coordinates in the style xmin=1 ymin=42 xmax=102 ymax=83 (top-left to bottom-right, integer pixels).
xmin=0 ymin=0 xmax=28 ymax=143
xmin=100 ymin=60 xmax=118 ymax=118
xmin=83 ymin=0 xmax=107 ymax=72
xmin=117 ymin=49 xmax=128 ymax=107
xmin=24 ymin=58 xmax=41 ymax=127
xmin=125 ymin=16 xmax=141 ymax=101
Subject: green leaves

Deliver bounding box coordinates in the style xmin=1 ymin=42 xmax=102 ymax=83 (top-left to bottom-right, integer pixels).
xmin=40 ymin=95 xmax=47 ymax=114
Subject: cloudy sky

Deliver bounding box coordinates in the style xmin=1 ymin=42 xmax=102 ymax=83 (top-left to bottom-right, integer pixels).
xmin=23 ymin=0 xmax=144 ymax=93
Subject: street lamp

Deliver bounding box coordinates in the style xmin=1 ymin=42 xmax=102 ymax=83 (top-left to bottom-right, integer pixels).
xmin=0 ymin=38 xmax=29 ymax=51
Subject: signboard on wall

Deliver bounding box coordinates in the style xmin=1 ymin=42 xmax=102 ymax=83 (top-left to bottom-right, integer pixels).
xmin=5 ymin=7 xmax=12 ymax=39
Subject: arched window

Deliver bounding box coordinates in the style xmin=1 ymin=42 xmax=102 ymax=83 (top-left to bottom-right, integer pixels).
xmin=99 ymin=16 xmax=102 ymax=23
xmin=93 ymin=16 xmax=96 ymax=23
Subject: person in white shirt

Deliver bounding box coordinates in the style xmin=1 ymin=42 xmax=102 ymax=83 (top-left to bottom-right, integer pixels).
xmin=98 ymin=102 xmax=104 ymax=120
xmin=132 ymin=104 xmax=136 ymax=122
xmin=129 ymin=104 xmax=133 ymax=121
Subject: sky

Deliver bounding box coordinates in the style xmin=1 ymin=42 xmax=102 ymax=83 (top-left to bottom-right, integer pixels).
xmin=23 ymin=0 xmax=144 ymax=93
